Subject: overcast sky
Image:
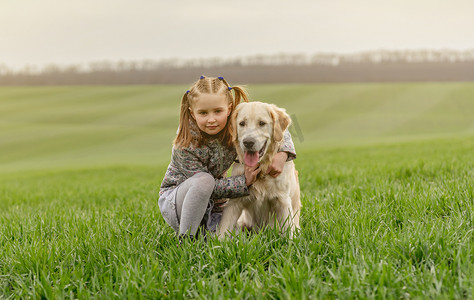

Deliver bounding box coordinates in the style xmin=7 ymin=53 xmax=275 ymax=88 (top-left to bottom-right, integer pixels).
xmin=1 ymin=0 xmax=473 ymax=69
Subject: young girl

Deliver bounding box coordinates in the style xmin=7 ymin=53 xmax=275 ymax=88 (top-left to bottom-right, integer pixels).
xmin=159 ymin=76 xmax=296 ymax=238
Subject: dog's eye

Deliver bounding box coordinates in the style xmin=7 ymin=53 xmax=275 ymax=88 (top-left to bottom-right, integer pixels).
xmin=239 ymin=121 xmax=245 ymax=127
xmin=259 ymin=121 xmax=266 ymax=127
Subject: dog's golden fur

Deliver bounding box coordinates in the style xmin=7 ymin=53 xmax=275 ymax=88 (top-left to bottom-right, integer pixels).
xmin=217 ymin=102 xmax=301 ymax=238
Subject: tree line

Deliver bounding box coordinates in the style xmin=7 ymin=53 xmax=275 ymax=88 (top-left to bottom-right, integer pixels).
xmin=1 ymin=49 xmax=474 ymax=85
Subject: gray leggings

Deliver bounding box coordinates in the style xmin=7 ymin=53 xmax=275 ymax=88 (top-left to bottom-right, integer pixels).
xmin=176 ymin=172 xmax=215 ymax=235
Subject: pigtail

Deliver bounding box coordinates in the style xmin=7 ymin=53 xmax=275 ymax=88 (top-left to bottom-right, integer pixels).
xmin=230 ymin=86 xmax=249 ymax=107
xmin=174 ymin=91 xmax=197 ymax=148
xmin=223 ymin=83 xmax=249 ymax=148
xmin=216 ymin=78 xmax=249 ymax=148
xmin=219 ymin=77 xmax=249 ymax=108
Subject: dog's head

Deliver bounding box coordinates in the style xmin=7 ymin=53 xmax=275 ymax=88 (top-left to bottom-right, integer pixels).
xmin=231 ymin=102 xmax=291 ymax=167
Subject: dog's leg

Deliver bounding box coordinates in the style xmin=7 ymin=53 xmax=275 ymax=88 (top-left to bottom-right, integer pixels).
xmin=290 ymin=192 xmax=301 ymax=231
xmin=275 ymin=198 xmax=295 ymax=238
xmin=217 ymin=201 xmax=243 ymax=239
xmin=292 ymin=206 xmax=301 ymax=230
xmin=237 ymin=208 xmax=253 ymax=232
xmin=291 ymin=208 xmax=300 ymax=231
xmin=291 ymin=169 xmax=302 ymax=230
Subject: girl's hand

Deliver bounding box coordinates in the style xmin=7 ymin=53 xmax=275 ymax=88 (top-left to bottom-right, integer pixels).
xmin=267 ymin=152 xmax=288 ymax=178
xmin=245 ymin=164 xmax=260 ymax=186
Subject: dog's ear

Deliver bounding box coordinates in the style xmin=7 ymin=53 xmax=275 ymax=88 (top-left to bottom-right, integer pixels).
xmin=270 ymin=104 xmax=291 ymax=142
xmin=229 ymin=104 xmax=241 ymax=144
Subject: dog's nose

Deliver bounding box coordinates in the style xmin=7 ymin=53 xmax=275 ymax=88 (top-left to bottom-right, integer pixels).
xmin=243 ymin=139 xmax=255 ymax=149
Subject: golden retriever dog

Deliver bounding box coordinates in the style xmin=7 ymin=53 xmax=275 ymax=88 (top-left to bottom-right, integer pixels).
xmin=218 ymin=102 xmax=301 ymax=238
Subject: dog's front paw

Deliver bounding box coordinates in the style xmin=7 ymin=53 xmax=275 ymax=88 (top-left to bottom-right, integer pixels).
xmin=237 ymin=209 xmax=253 ymax=231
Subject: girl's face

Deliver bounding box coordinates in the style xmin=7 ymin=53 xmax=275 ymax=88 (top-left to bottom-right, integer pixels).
xmin=189 ymin=93 xmax=232 ymax=135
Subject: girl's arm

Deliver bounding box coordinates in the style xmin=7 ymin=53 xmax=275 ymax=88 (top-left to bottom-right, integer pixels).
xmin=278 ymin=129 xmax=296 ymax=161
xmin=266 ymin=129 xmax=296 ymax=177
xmin=212 ymin=174 xmax=249 ymax=199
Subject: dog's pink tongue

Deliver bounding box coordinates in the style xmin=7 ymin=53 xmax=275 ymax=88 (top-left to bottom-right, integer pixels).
xmin=244 ymin=152 xmax=259 ymax=167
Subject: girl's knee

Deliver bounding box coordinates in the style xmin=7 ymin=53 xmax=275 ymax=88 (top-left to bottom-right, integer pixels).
xmin=193 ymin=172 xmax=215 ymax=190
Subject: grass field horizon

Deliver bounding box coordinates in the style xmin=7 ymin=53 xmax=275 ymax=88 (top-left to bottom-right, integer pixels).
xmin=1 ymin=83 xmax=473 ymax=174
xmin=1 ymin=83 xmax=473 ymax=298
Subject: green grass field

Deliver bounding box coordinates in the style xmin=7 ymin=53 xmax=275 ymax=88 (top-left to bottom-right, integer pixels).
xmin=1 ymin=83 xmax=473 ymax=298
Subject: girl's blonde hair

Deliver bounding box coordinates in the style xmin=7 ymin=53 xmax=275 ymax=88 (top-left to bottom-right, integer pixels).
xmin=174 ymin=76 xmax=249 ymax=149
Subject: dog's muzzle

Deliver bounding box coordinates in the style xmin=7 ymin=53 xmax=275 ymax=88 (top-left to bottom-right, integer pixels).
xmin=242 ymin=138 xmax=267 ymax=167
